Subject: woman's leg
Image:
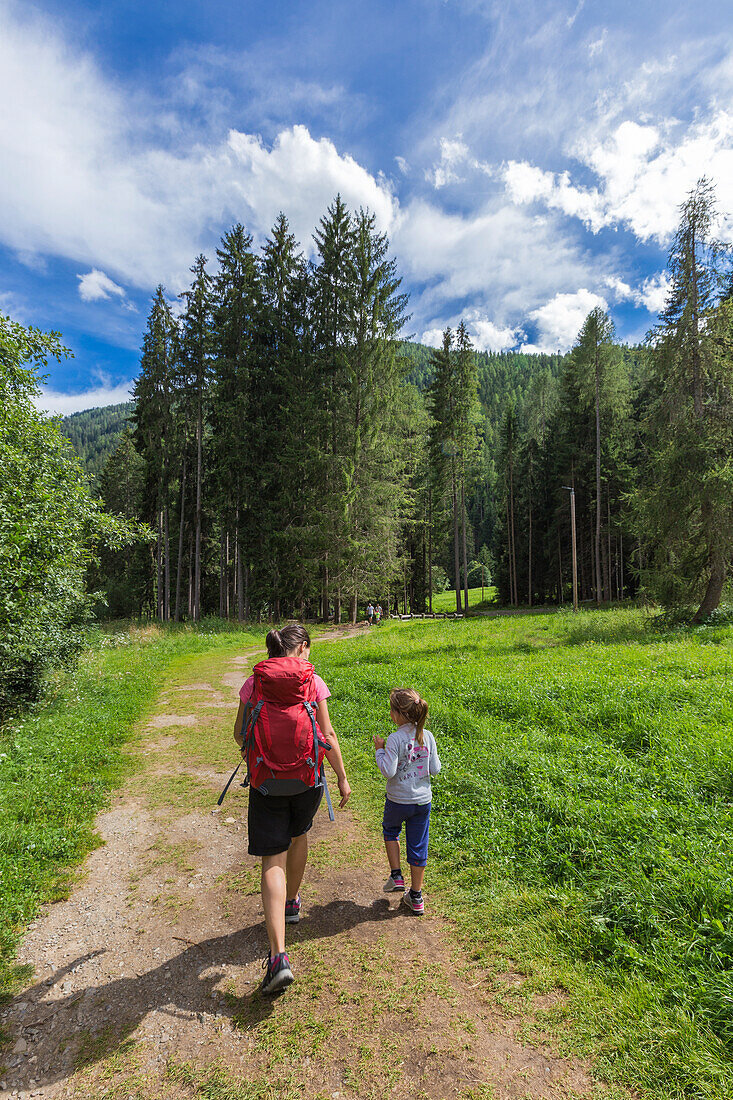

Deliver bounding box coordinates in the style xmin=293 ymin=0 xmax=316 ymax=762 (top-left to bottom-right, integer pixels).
xmin=286 ymin=832 xmax=308 ymax=900
xmin=261 ymin=851 xmax=288 ymax=956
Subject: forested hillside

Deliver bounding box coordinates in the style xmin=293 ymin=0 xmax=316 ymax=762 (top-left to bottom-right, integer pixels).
xmin=58 ymin=181 xmax=733 ymax=624
xmin=61 ymin=349 xmax=560 ymax=486
xmin=60 ymin=402 xmax=133 ymax=484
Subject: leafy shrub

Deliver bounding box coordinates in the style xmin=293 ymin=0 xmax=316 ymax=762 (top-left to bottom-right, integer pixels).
xmin=0 ymin=314 xmax=140 ymax=716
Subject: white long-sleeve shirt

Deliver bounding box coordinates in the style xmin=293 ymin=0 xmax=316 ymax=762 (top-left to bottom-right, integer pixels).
xmin=375 ymin=722 xmax=441 ymax=805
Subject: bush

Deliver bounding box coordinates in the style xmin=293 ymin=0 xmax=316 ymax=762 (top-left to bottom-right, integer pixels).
xmin=0 ymin=314 xmax=140 ymax=716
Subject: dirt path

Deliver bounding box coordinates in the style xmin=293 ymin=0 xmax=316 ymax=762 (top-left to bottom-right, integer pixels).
xmin=1 ymin=634 xmax=597 ymax=1100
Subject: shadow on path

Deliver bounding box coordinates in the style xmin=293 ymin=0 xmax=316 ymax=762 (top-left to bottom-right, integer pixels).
xmin=4 ymin=898 xmax=401 ymax=1091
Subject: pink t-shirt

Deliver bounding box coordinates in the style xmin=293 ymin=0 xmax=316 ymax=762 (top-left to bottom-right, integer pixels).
xmin=239 ymin=673 xmax=331 ymax=705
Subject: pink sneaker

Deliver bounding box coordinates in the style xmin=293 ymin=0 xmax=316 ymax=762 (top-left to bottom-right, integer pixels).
xmin=402 ymin=890 xmax=424 ymax=915
xmin=285 ymin=894 xmax=301 ymax=923
xmin=383 ymin=871 xmax=405 ymax=892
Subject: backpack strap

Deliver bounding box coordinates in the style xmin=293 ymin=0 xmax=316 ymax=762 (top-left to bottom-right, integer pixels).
xmin=303 ymin=700 xmax=335 ymax=822
xmin=217 ymin=759 xmax=242 ymax=806
xmin=243 ymin=700 xmax=265 ymax=787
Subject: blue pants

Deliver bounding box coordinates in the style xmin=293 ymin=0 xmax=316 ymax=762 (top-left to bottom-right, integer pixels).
xmin=382 ymin=798 xmax=431 ymax=867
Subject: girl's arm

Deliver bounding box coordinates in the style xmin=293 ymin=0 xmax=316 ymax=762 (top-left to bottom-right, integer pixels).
xmin=316 ymin=697 xmax=351 ymax=807
xmin=429 ymin=735 xmax=442 ymax=775
xmin=374 ymin=734 xmax=399 ymax=778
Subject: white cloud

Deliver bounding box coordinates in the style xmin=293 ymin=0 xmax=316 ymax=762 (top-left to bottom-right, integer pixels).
xmin=504 ymin=113 xmax=733 ymax=243
xmin=426 ymin=135 xmax=491 ymax=189
xmin=35 ymin=379 xmax=133 ymax=416
xmin=567 ymin=0 xmax=585 ymax=28
xmin=394 ymin=197 xmax=604 ymax=324
xmin=603 ymin=275 xmax=635 ymax=301
xmin=77 ymin=268 xmax=126 ymax=302
xmin=525 ymin=288 xmax=608 ymax=352
xmin=638 ymin=271 xmax=671 ymax=314
xmin=395 ymin=155 xmax=409 ymax=175
xmin=420 ymin=327 xmax=444 ymax=348
xmin=421 ymin=314 xmax=521 ymax=352
xmin=470 ymin=317 xmax=521 ymax=352
xmin=427 ymin=137 xmax=471 ymax=188
xmin=588 ymin=29 xmax=607 ymax=57
xmin=603 ymin=270 xmax=670 ymax=314
xmin=0 ymin=6 xmax=396 ymax=289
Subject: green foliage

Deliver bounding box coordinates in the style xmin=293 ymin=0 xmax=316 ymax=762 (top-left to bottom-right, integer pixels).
xmin=0 ymin=318 xmax=98 ymax=712
xmin=0 ymin=314 xmax=148 ymax=714
xmin=315 ymin=612 xmax=733 ymax=1096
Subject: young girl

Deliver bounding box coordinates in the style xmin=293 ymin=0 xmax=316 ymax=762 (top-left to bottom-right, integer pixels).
xmin=373 ymin=688 xmax=441 ymax=915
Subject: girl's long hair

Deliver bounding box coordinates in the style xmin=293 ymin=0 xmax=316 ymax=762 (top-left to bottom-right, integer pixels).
xmin=266 ymin=624 xmax=311 ymax=657
xmin=390 ymin=687 xmax=429 ymax=745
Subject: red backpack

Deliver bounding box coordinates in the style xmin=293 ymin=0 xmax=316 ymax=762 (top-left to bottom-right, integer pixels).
xmin=244 ymin=657 xmax=326 ymax=791
xmin=217 ymin=657 xmax=335 ymax=820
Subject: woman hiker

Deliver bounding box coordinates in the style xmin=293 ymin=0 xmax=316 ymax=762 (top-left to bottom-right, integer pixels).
xmin=233 ymin=624 xmax=351 ymax=994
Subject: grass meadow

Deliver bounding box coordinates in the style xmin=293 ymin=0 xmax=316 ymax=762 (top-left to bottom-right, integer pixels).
xmin=428 ymin=584 xmax=498 ymax=613
xmin=1 ymin=607 xmax=732 ymax=1098
xmin=315 ymin=609 xmax=733 ymax=1100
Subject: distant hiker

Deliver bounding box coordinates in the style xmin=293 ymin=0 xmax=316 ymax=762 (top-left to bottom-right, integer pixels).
xmin=233 ymin=624 xmax=351 ymax=994
xmin=366 ymin=601 xmax=374 ymax=625
xmin=374 ymin=603 xmax=382 ymax=624
xmin=373 ymin=688 xmax=441 ymax=915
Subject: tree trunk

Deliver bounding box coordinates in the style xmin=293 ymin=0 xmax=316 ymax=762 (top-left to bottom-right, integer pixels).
xmin=506 ymin=496 xmax=515 ymax=606
xmin=528 ymin=491 xmax=533 ymax=608
xmin=156 ymin=510 xmax=163 ymax=621
xmin=174 ymin=452 xmax=187 ymax=622
xmin=219 ymin=530 xmax=226 ymax=618
xmin=187 ymin=532 xmax=194 ymax=619
xmin=460 ymin=480 xmax=469 ymax=613
xmin=594 ymin=343 xmax=602 ymax=606
xmin=163 ymin=504 xmax=171 ymax=621
xmin=451 ymin=459 xmax=462 ymax=612
xmin=606 ymin=495 xmax=612 ymax=602
xmin=427 ymin=488 xmax=433 ymax=614
xmin=509 ymin=458 xmax=518 ymax=607
xmin=693 ymin=552 xmax=727 ymax=621
xmin=194 ymin=395 xmax=203 ymax=622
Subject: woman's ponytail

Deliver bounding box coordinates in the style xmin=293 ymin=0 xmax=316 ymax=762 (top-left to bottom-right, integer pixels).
xmin=265 ymin=629 xmax=284 ymax=657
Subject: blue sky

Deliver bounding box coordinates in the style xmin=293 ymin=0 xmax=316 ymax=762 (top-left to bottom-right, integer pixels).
xmin=3 ymin=0 xmax=733 ymax=413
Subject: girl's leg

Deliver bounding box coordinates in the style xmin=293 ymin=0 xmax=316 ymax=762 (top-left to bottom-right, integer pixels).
xmin=261 ymin=851 xmax=288 ymax=955
xmin=409 ymin=864 xmax=425 ymax=893
xmin=404 ymin=803 xmax=431 ymax=895
xmin=385 ymin=838 xmax=401 ymax=871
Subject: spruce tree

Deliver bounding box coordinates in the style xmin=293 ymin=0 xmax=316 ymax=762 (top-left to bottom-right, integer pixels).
xmin=636 ymin=178 xmax=733 ymax=618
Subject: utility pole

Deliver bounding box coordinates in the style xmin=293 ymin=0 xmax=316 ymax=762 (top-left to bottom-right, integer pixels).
xmin=562 ymin=486 xmax=579 ymax=612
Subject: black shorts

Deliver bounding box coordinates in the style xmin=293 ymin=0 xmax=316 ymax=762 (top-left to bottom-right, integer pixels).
xmin=247 ymin=785 xmax=324 ymax=857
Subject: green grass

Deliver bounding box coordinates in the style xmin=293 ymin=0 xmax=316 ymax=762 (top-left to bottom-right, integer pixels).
xmin=312 ymin=608 xmax=733 ymax=1100
xmin=0 ymin=620 xmax=266 ymax=1000
xmin=429 ymin=585 xmax=498 ymax=613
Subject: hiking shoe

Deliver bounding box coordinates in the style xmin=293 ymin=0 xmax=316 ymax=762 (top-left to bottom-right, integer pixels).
xmin=402 ymin=890 xmax=424 ymax=915
xmin=383 ymin=870 xmax=405 ymax=893
xmin=260 ymin=951 xmax=294 ymax=995
xmin=285 ymin=895 xmax=301 ymax=924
